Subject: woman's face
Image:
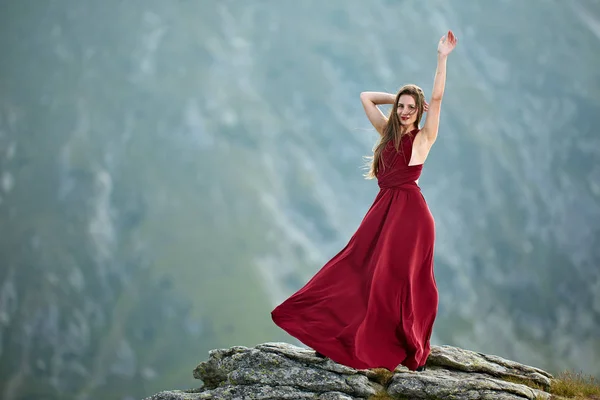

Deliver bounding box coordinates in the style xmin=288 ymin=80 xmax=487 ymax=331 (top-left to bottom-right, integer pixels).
xmin=396 ymin=94 xmax=418 ymax=128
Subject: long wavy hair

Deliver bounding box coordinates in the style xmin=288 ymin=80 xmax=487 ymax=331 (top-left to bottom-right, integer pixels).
xmin=363 ymin=84 xmax=426 ymax=179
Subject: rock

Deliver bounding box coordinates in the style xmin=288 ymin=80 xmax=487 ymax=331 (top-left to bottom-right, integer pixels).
xmin=143 ymin=342 xmax=554 ymax=400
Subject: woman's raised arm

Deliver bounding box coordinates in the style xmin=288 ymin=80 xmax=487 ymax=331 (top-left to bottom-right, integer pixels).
xmin=421 ymin=30 xmax=458 ymax=143
xmin=360 ymin=91 xmax=395 ymax=136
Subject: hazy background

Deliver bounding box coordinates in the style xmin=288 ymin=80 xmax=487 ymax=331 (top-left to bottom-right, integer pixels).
xmin=1 ymin=1 xmax=599 ymax=399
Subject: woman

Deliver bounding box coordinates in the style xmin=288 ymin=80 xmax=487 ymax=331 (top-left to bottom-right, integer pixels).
xmin=272 ymin=31 xmax=458 ymax=372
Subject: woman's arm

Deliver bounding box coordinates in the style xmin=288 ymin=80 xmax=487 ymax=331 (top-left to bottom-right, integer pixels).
xmin=360 ymin=91 xmax=395 ymax=135
xmin=422 ymin=31 xmax=457 ymax=143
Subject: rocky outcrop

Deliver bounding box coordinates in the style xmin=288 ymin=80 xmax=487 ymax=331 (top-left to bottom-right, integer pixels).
xmin=144 ymin=342 xmax=555 ymax=399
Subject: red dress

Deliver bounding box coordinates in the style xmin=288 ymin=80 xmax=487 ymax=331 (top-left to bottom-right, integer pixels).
xmin=271 ymin=128 xmax=437 ymax=371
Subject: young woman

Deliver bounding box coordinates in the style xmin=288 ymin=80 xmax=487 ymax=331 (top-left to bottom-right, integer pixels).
xmin=272 ymin=31 xmax=458 ymax=372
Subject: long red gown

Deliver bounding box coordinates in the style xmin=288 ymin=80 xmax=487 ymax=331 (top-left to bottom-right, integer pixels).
xmin=271 ymin=128 xmax=437 ymax=371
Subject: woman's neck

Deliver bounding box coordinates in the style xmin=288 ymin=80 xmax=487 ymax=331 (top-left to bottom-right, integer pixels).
xmin=400 ymin=125 xmax=417 ymax=135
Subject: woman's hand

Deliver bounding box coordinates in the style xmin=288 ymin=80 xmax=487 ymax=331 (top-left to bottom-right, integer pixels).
xmin=437 ymin=30 xmax=457 ymax=57
xmin=423 ymin=100 xmax=429 ymax=113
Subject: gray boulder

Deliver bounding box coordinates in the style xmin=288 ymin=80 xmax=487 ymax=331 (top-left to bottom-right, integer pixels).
xmin=144 ymin=342 xmax=554 ymax=400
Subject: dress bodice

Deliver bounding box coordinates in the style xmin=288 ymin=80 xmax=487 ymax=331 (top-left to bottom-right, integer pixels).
xmin=376 ymin=129 xmax=423 ymax=189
